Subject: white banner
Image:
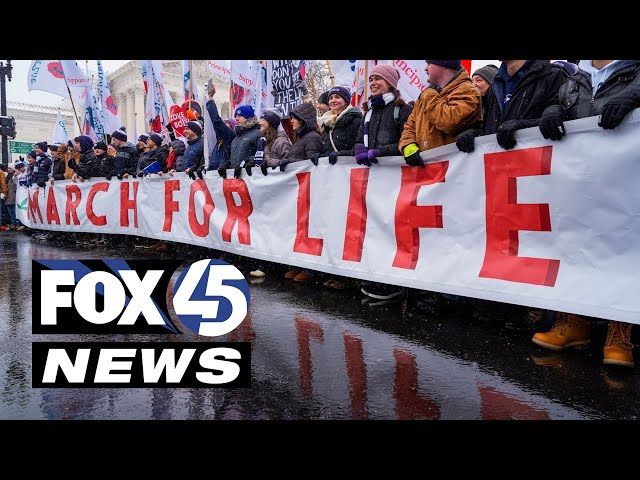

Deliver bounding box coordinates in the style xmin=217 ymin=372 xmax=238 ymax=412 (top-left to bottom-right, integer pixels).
xmin=17 ymin=111 xmax=640 ymax=324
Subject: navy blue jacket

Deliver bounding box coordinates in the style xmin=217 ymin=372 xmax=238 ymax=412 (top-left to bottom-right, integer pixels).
xmin=182 ymin=136 xmax=204 ymax=171
xmin=206 ymin=100 xmax=236 ymax=170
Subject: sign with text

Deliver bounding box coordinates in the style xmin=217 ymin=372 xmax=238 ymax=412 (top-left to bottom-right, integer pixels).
xmin=271 ymin=60 xmax=303 ymax=118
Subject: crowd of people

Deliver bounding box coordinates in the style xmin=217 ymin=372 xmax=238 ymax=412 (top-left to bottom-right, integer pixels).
xmin=3 ymin=59 xmax=639 ymax=369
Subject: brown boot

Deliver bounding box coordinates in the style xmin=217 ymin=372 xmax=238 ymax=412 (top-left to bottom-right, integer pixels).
xmin=532 ymin=312 xmax=590 ymax=351
xmin=284 ymin=270 xmax=300 ymax=279
xmin=603 ymin=321 xmax=634 ymax=368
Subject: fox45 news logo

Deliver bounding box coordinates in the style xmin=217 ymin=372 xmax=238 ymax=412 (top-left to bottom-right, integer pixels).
xmin=32 ymin=259 xmax=251 ymax=388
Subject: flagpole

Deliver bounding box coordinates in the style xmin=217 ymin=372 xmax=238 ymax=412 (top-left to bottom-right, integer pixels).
xmin=354 ymin=63 xmax=361 ymax=107
xmin=155 ymin=77 xmax=172 ymax=133
xmin=363 ymin=60 xmax=369 ymax=105
xmin=58 ymin=60 xmax=82 ymax=131
xmin=310 ymin=75 xmax=317 ymax=110
xmin=326 ymin=60 xmax=335 ymax=87
xmin=188 ymin=59 xmax=193 ymax=110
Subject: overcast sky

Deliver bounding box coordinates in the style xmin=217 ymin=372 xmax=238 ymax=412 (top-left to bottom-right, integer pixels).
xmin=7 ymin=60 xmax=131 ymax=107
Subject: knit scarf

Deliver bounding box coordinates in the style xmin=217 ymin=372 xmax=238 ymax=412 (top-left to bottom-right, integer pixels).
xmin=320 ymin=106 xmax=352 ymax=129
xmin=363 ymin=92 xmax=395 ymax=147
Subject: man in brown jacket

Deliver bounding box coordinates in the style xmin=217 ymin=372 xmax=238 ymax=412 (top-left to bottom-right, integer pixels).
xmin=399 ymin=60 xmax=482 ymax=166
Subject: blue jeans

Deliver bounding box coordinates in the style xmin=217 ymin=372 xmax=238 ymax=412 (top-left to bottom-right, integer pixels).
xmin=4 ymin=203 xmax=16 ymax=226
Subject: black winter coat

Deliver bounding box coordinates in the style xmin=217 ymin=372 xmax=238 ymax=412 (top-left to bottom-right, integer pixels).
xmin=482 ymin=60 xmax=568 ymax=134
xmin=320 ymin=107 xmax=363 ymax=155
xmin=354 ymin=99 xmax=413 ymax=156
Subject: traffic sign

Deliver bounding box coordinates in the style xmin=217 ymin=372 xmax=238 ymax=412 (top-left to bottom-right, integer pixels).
xmin=9 ymin=141 xmax=36 ymax=155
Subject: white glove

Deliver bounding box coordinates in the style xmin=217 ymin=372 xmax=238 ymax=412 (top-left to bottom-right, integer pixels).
xmin=0 ymin=193 xmax=5 ymax=200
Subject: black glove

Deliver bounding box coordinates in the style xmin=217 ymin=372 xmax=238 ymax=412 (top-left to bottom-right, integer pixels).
xmin=187 ymin=169 xmax=196 ymax=180
xmin=137 ymin=171 xmax=144 ymax=178
xmin=496 ymin=119 xmax=538 ymax=150
xmin=233 ymin=167 xmax=243 ymax=179
xmin=328 ymin=151 xmax=339 ymax=165
xmin=309 ymin=152 xmax=320 ymax=166
xmin=117 ymin=173 xmax=124 ymax=180
xmin=539 ymin=105 xmax=566 ymax=141
xmin=599 ymin=91 xmax=640 ymax=130
xmin=261 ymin=162 xmax=269 ymax=176
xmin=37 ymin=180 xmax=46 ymax=188
xmin=218 ymin=165 xmax=227 ymax=179
xmin=279 ymin=160 xmax=290 ymax=172
xmin=244 ymin=165 xmax=253 ymax=176
xmin=456 ymin=128 xmax=481 ymax=153
xmin=403 ymin=144 xmax=424 ymax=167
xmin=196 ymin=166 xmax=205 ymax=180
xmin=105 ymin=174 xmax=112 ymax=181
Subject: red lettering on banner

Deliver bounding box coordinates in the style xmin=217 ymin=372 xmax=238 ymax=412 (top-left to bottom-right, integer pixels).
xmin=393 ymin=348 xmax=441 ymax=420
xmin=120 ymin=182 xmax=138 ymax=228
xmin=46 ymin=188 xmax=60 ymax=225
xmin=65 ymin=185 xmax=81 ymax=225
xmin=28 ymin=188 xmax=43 ymax=223
xmin=479 ymin=386 xmax=549 ymax=420
xmin=163 ymin=180 xmax=180 ymax=232
xmin=188 ymin=179 xmax=214 ymax=237
xmin=294 ymin=172 xmax=323 ymax=256
xmin=480 ymin=146 xmax=560 ymax=286
xmin=343 ymin=168 xmax=370 ymax=262
xmin=344 ymin=334 xmax=368 ymax=419
xmin=393 ymin=163 xmax=448 ymax=270
xmin=222 ymin=179 xmax=253 ymax=244
xmin=86 ymin=182 xmax=109 ymax=226
xmin=295 ymin=316 xmax=324 ymax=398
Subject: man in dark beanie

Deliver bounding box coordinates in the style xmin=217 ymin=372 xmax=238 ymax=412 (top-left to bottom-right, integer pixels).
xmin=49 ymin=143 xmax=60 ymax=154
xmin=148 ymin=132 xmax=164 ymax=148
xmin=108 ymin=126 xmax=138 ymax=180
xmin=471 ymin=64 xmax=498 ymax=96
xmin=317 ymin=91 xmax=330 ymax=115
xmin=71 ymin=135 xmax=102 ymax=182
xmin=32 ymin=141 xmax=53 ymax=188
xmin=94 ymin=141 xmax=112 ymax=178
xmin=181 ymin=120 xmax=204 ymax=179
xmin=35 ymin=142 xmax=49 ymax=156
xmin=136 ymin=134 xmax=150 ymax=154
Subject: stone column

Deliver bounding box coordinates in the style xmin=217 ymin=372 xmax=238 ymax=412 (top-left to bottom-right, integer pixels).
xmin=135 ymin=88 xmax=145 ymax=137
xmin=126 ymin=90 xmax=135 ymax=139
xmin=118 ymin=93 xmax=127 ymax=133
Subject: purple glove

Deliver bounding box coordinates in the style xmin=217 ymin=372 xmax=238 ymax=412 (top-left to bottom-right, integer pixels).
xmin=367 ymin=148 xmax=381 ymax=165
xmin=354 ymin=144 xmax=368 ymax=165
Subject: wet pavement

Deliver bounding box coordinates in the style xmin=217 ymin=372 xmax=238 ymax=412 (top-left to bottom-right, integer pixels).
xmin=1 ymin=231 xmax=639 ymax=420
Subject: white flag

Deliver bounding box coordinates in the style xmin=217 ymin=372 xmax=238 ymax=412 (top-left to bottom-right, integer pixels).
xmin=202 ymin=92 xmax=216 ymax=169
xmin=181 ymin=60 xmax=199 ymax=102
xmin=230 ymin=60 xmax=255 ymax=112
xmin=27 ymin=60 xmax=89 ymax=107
xmin=52 ymin=112 xmax=71 ymax=145
xmin=82 ymin=82 xmax=104 ymax=143
xmin=207 ymin=60 xmax=231 ymax=81
xmin=97 ymin=60 xmax=121 ymax=135
xmin=328 ymin=60 xmax=357 ymax=89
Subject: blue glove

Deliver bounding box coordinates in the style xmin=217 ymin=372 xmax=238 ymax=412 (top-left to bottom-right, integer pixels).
xmin=328 ymin=151 xmax=339 ymax=165
xmin=309 ymin=152 xmax=320 ymax=166
xmin=354 ymin=144 xmax=369 ymax=165
xmin=367 ymin=148 xmax=381 ymax=165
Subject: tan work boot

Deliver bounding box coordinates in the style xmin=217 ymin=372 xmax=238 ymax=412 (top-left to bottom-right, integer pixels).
xmin=532 ymin=312 xmax=590 ymax=351
xmin=603 ymin=321 xmax=634 ymax=368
